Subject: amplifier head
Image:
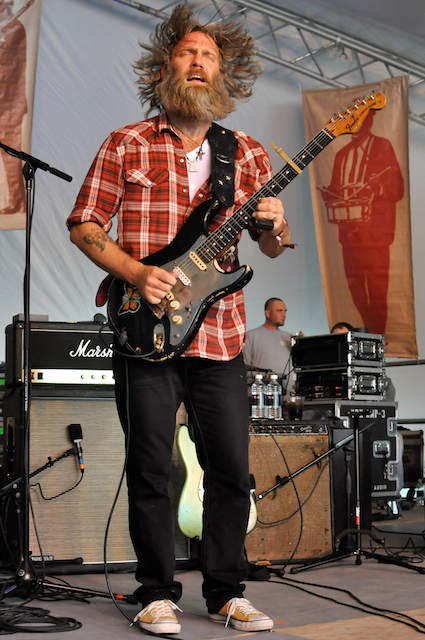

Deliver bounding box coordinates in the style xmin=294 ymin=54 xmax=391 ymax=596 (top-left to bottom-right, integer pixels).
xmin=5 ymin=320 xmax=114 ymax=387
xmin=292 ymin=331 xmax=386 ymax=370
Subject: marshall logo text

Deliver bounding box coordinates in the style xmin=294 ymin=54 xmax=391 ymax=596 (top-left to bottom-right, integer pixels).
xmin=69 ymin=339 xmax=113 ymax=359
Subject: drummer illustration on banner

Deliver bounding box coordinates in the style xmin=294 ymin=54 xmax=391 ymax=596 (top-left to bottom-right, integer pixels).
xmin=320 ymin=110 xmax=404 ymax=335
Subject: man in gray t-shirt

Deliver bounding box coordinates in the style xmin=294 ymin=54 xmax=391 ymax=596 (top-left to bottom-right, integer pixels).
xmin=243 ymin=298 xmax=292 ymax=379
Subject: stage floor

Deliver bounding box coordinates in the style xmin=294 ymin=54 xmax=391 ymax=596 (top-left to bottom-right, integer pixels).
xmin=1 ymin=505 xmax=425 ymax=639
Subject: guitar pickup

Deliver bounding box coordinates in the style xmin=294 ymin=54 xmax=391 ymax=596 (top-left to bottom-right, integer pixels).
xmin=189 ymin=251 xmax=207 ymax=271
xmin=175 ymin=266 xmax=192 ymax=286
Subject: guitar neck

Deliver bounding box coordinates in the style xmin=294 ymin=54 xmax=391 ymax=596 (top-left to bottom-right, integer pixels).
xmin=197 ymin=126 xmax=335 ymax=263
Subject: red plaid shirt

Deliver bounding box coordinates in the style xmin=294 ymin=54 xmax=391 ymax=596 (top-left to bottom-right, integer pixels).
xmin=67 ymin=112 xmax=272 ymax=360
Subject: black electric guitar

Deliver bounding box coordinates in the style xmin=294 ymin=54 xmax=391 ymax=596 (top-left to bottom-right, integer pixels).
xmin=107 ymin=91 xmax=387 ymax=360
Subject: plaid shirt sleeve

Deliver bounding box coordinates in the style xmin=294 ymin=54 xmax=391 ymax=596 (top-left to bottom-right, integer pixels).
xmin=67 ymin=132 xmax=125 ymax=234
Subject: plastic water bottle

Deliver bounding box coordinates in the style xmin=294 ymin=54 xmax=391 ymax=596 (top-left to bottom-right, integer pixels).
xmin=265 ymin=374 xmax=282 ymax=419
xmin=251 ymin=374 xmax=266 ymax=419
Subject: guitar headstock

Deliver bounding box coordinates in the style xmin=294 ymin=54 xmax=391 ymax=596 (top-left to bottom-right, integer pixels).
xmin=326 ymin=90 xmax=387 ymax=137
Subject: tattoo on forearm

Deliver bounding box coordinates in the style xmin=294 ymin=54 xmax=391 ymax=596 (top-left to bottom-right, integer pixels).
xmin=83 ymin=229 xmax=115 ymax=252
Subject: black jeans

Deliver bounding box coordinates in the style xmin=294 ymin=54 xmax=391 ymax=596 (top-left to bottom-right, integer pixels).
xmin=113 ymin=352 xmax=251 ymax=613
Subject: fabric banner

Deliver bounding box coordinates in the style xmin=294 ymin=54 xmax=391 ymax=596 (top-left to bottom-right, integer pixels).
xmin=0 ymin=0 xmax=41 ymax=230
xmin=302 ymin=76 xmax=417 ymax=358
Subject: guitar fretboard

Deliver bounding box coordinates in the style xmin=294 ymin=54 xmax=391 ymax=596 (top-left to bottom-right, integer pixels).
xmin=196 ymin=127 xmax=335 ymax=264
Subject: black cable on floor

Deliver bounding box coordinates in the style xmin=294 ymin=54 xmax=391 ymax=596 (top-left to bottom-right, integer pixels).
xmin=0 ymin=602 xmax=82 ymax=634
xmin=269 ymin=573 xmax=425 ymax=634
xmin=0 ymin=577 xmax=86 ymax=634
xmin=368 ymin=536 xmax=425 ymax=564
xmin=372 ymin=524 xmax=425 ymax=540
xmin=367 ymin=522 xmax=425 ymax=564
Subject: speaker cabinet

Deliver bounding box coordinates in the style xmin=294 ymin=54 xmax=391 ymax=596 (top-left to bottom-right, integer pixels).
xmin=246 ymin=426 xmax=333 ymax=563
xmin=3 ymin=392 xmax=190 ymax=567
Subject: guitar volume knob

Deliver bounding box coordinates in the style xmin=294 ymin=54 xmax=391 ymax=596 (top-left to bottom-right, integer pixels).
xmin=172 ymin=315 xmax=183 ymax=325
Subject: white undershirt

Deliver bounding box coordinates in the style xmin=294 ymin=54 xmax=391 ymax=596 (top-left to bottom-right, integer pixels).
xmin=185 ymin=140 xmax=211 ymax=202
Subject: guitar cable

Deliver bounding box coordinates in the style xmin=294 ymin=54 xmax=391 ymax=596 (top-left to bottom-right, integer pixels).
xmin=269 ymin=434 xmax=304 ymax=568
xmin=102 ymin=356 xmax=137 ymax=624
xmin=98 ymin=321 xmax=159 ymax=360
xmin=102 ymin=356 xmax=189 ymax=639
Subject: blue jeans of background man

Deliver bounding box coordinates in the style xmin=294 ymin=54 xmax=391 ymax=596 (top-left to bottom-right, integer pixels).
xmin=113 ymin=351 xmax=251 ymax=613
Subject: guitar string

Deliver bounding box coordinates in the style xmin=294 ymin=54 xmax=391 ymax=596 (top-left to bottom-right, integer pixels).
xmin=165 ymin=100 xmax=374 ymax=295
xmin=165 ymin=106 xmax=372 ymax=297
xmin=194 ymin=129 xmax=335 ymax=261
xmin=168 ymin=119 xmax=360 ymax=280
xmin=173 ymin=128 xmax=335 ymax=276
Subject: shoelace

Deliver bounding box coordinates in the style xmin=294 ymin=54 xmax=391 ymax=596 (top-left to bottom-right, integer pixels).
xmin=223 ymin=598 xmax=258 ymax=627
xmin=133 ymin=599 xmax=183 ymax=624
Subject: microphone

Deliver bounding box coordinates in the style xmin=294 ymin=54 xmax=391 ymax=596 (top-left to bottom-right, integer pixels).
xmin=68 ymin=423 xmax=84 ymax=472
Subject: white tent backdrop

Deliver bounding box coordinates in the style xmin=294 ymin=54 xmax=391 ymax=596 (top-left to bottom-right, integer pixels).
xmin=1 ymin=0 xmax=425 ymax=420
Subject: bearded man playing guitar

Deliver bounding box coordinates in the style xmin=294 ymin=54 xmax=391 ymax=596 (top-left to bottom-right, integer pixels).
xmin=67 ymin=4 xmax=291 ymax=634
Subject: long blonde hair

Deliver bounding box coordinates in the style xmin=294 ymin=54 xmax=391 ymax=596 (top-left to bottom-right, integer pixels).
xmin=134 ymin=3 xmax=263 ymax=115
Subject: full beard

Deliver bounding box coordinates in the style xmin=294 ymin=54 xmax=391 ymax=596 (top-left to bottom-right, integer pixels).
xmin=157 ymin=70 xmax=234 ymax=122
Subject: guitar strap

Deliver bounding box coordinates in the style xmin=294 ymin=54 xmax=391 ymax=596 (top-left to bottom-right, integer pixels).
xmin=207 ymin=122 xmax=238 ymax=208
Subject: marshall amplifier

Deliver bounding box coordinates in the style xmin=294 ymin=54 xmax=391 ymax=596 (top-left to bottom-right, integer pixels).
xmin=2 ymin=318 xmax=192 ymax=567
xmin=5 ymin=319 xmax=114 ymax=389
xmin=295 ymin=365 xmax=387 ymax=401
xmin=3 ymin=319 xmax=116 ymax=485
xmin=2 ymin=396 xmax=191 ymax=567
xmin=292 ymin=332 xmax=386 ymax=370
xmin=2 ymin=317 xmax=192 ymax=568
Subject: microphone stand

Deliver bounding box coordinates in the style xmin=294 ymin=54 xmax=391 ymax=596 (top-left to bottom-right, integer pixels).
xmin=1 ymin=147 xmax=137 ymax=607
xmin=1 ymin=444 xmax=139 ymax=606
xmin=0 ymin=141 xmax=72 ymax=596
xmin=255 ymin=431 xmax=354 ymax=500
xmin=0 ymin=447 xmax=76 ymax=498
xmin=0 ymin=141 xmax=73 ymax=183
